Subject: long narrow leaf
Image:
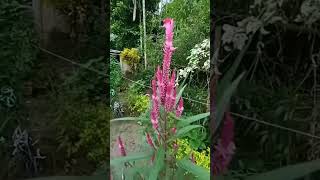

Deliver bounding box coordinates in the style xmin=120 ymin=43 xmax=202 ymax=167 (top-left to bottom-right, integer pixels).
xmin=25 ymin=175 xmax=105 ymax=180
xmin=175 ymin=84 xmax=187 ymax=107
xmin=111 ymin=151 xmax=153 ymax=166
xmin=245 ymin=160 xmax=320 ymax=180
xmin=177 ymin=112 xmax=210 ymax=128
xmin=110 ymin=117 xmax=149 ymax=123
xmin=177 ymin=159 xmax=209 ymax=180
xmin=217 ymin=35 xmax=253 ymax=95
xmin=174 ymin=125 xmax=203 ymax=139
xmin=149 ymin=147 xmax=165 ymax=180
xmin=215 ymin=72 xmax=245 ymax=132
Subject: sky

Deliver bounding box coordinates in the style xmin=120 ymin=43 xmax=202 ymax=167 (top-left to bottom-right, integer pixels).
xmin=158 ymin=0 xmax=173 ymax=14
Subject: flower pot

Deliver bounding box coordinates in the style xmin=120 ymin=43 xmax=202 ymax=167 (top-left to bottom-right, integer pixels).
xmin=120 ymin=57 xmax=132 ymax=74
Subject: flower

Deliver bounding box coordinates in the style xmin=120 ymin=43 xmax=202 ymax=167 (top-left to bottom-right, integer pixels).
xmin=173 ymin=143 xmax=178 ymax=151
xmin=171 ymin=127 xmax=177 ymax=134
xmin=178 ymin=39 xmax=210 ymax=80
xmin=150 ymin=18 xmax=184 ymax=132
xmin=161 ymin=18 xmax=175 ymax=93
xmin=162 ymin=18 xmax=175 ymax=50
xmin=213 ymin=112 xmax=236 ymax=175
xmin=151 ymin=110 xmax=159 ymax=130
xmin=176 ymin=98 xmax=184 ymax=117
xmin=213 ymin=141 xmax=235 ymax=174
xmin=220 ymin=112 xmax=234 ymax=148
xmin=165 ymin=71 xmax=176 ymax=111
xmin=117 ymin=136 xmax=126 ymax=156
xmin=146 ymin=132 xmax=155 ymax=149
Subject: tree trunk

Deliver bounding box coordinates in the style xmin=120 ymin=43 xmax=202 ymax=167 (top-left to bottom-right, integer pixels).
xmin=142 ymin=0 xmax=147 ymax=69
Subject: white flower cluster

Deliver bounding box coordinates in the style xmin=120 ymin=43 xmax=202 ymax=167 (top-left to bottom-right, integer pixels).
xmin=178 ymin=39 xmax=210 ymax=80
xmin=110 ymin=33 xmax=117 ymax=42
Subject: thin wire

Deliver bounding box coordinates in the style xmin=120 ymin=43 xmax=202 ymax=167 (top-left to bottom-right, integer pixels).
xmin=121 ymin=75 xmax=209 ymax=105
xmin=37 ymin=46 xmax=320 ymax=140
xmin=37 ymin=45 xmax=209 ymax=106
xmin=37 ymin=46 xmax=108 ymax=77
xmin=230 ymin=112 xmax=320 ymax=140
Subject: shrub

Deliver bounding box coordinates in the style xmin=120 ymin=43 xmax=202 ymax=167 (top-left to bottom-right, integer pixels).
xmin=175 ymin=139 xmax=210 ymax=171
xmin=128 ymin=94 xmax=150 ymax=115
xmin=126 ymin=81 xmax=150 ymax=115
xmin=56 ymin=103 xmax=110 ymax=165
xmin=120 ymin=48 xmax=141 ymax=66
xmin=110 ymin=57 xmax=123 ymax=92
xmin=62 ymin=56 xmax=106 ymax=103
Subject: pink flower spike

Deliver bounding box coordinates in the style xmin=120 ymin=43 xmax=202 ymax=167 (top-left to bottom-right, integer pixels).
xmin=151 ymin=110 xmax=159 ymax=130
xmin=152 ymin=79 xmax=159 ymax=105
xmin=162 ymin=18 xmax=174 ymax=48
xmin=221 ymin=112 xmax=234 ymax=148
xmin=164 ymin=83 xmax=173 ymax=111
xmin=156 ymin=66 xmax=165 ymax=104
xmin=176 ymin=98 xmax=184 ymax=117
xmin=213 ymin=112 xmax=236 ymax=175
xmin=146 ymin=132 xmax=155 ymax=149
xmin=171 ymin=127 xmax=177 ymax=134
xmin=170 ymin=88 xmax=177 ymax=111
xmin=117 ymin=136 xmax=126 ymax=156
xmin=170 ymin=70 xmax=176 ymax=83
xmin=213 ymin=141 xmax=236 ymax=174
xmin=161 ymin=18 xmax=175 ymax=96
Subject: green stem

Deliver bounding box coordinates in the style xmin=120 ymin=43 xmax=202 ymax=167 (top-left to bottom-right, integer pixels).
xmin=164 ymin=110 xmax=168 ymax=177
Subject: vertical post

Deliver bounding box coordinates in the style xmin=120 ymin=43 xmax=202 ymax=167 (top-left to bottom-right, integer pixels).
xmin=142 ymin=0 xmax=147 ymax=69
xmin=133 ymin=0 xmax=136 ymax=21
xmin=140 ymin=11 xmax=143 ymax=55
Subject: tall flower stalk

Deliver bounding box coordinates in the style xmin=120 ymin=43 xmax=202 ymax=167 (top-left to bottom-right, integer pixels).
xmin=150 ymin=18 xmax=183 ymax=136
xmin=148 ymin=18 xmax=184 ymax=174
xmin=111 ymin=18 xmax=210 ymax=179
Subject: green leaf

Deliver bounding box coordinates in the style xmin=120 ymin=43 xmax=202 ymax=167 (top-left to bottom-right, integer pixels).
xmin=124 ymin=168 xmax=139 ymax=180
xmin=174 ymin=167 xmax=186 ymax=179
xmin=0 ymin=117 xmax=10 ymax=134
xmin=172 ymin=125 xmax=203 ymax=140
xmin=177 ymin=159 xmax=209 ymax=180
xmin=93 ymin=162 xmax=108 ymax=175
xmin=175 ymin=84 xmax=187 ymax=107
xmin=217 ymin=35 xmax=253 ymax=95
xmin=213 ymin=175 xmax=236 ymax=180
xmin=177 ymin=112 xmax=210 ymax=128
xmin=110 ymin=117 xmax=149 ymax=123
xmin=25 ymin=175 xmax=105 ymax=180
xmin=111 ymin=151 xmax=153 ymax=166
xmin=245 ymin=160 xmax=320 ymax=180
xmin=215 ymin=72 xmax=245 ymax=132
xmin=149 ymin=147 xmax=165 ymax=180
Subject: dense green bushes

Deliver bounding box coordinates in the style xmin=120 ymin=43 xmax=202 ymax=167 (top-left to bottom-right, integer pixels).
xmin=0 ymin=0 xmax=38 ymax=102
xmin=55 ymin=55 xmax=109 ymax=166
xmin=147 ymin=0 xmax=210 ymax=66
xmin=56 ymin=103 xmax=110 ymax=165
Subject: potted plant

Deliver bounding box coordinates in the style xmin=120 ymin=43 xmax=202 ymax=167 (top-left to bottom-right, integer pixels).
xmin=119 ymin=48 xmax=140 ymax=74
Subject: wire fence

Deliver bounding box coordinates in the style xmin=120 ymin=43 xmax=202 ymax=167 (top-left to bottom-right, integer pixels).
xmin=37 ymin=45 xmax=320 ymax=140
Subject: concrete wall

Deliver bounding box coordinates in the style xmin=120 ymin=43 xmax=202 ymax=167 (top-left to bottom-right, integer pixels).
xmin=32 ymin=0 xmax=70 ymax=46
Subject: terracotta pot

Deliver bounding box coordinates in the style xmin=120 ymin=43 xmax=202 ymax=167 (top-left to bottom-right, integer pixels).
xmin=120 ymin=57 xmax=132 ymax=74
